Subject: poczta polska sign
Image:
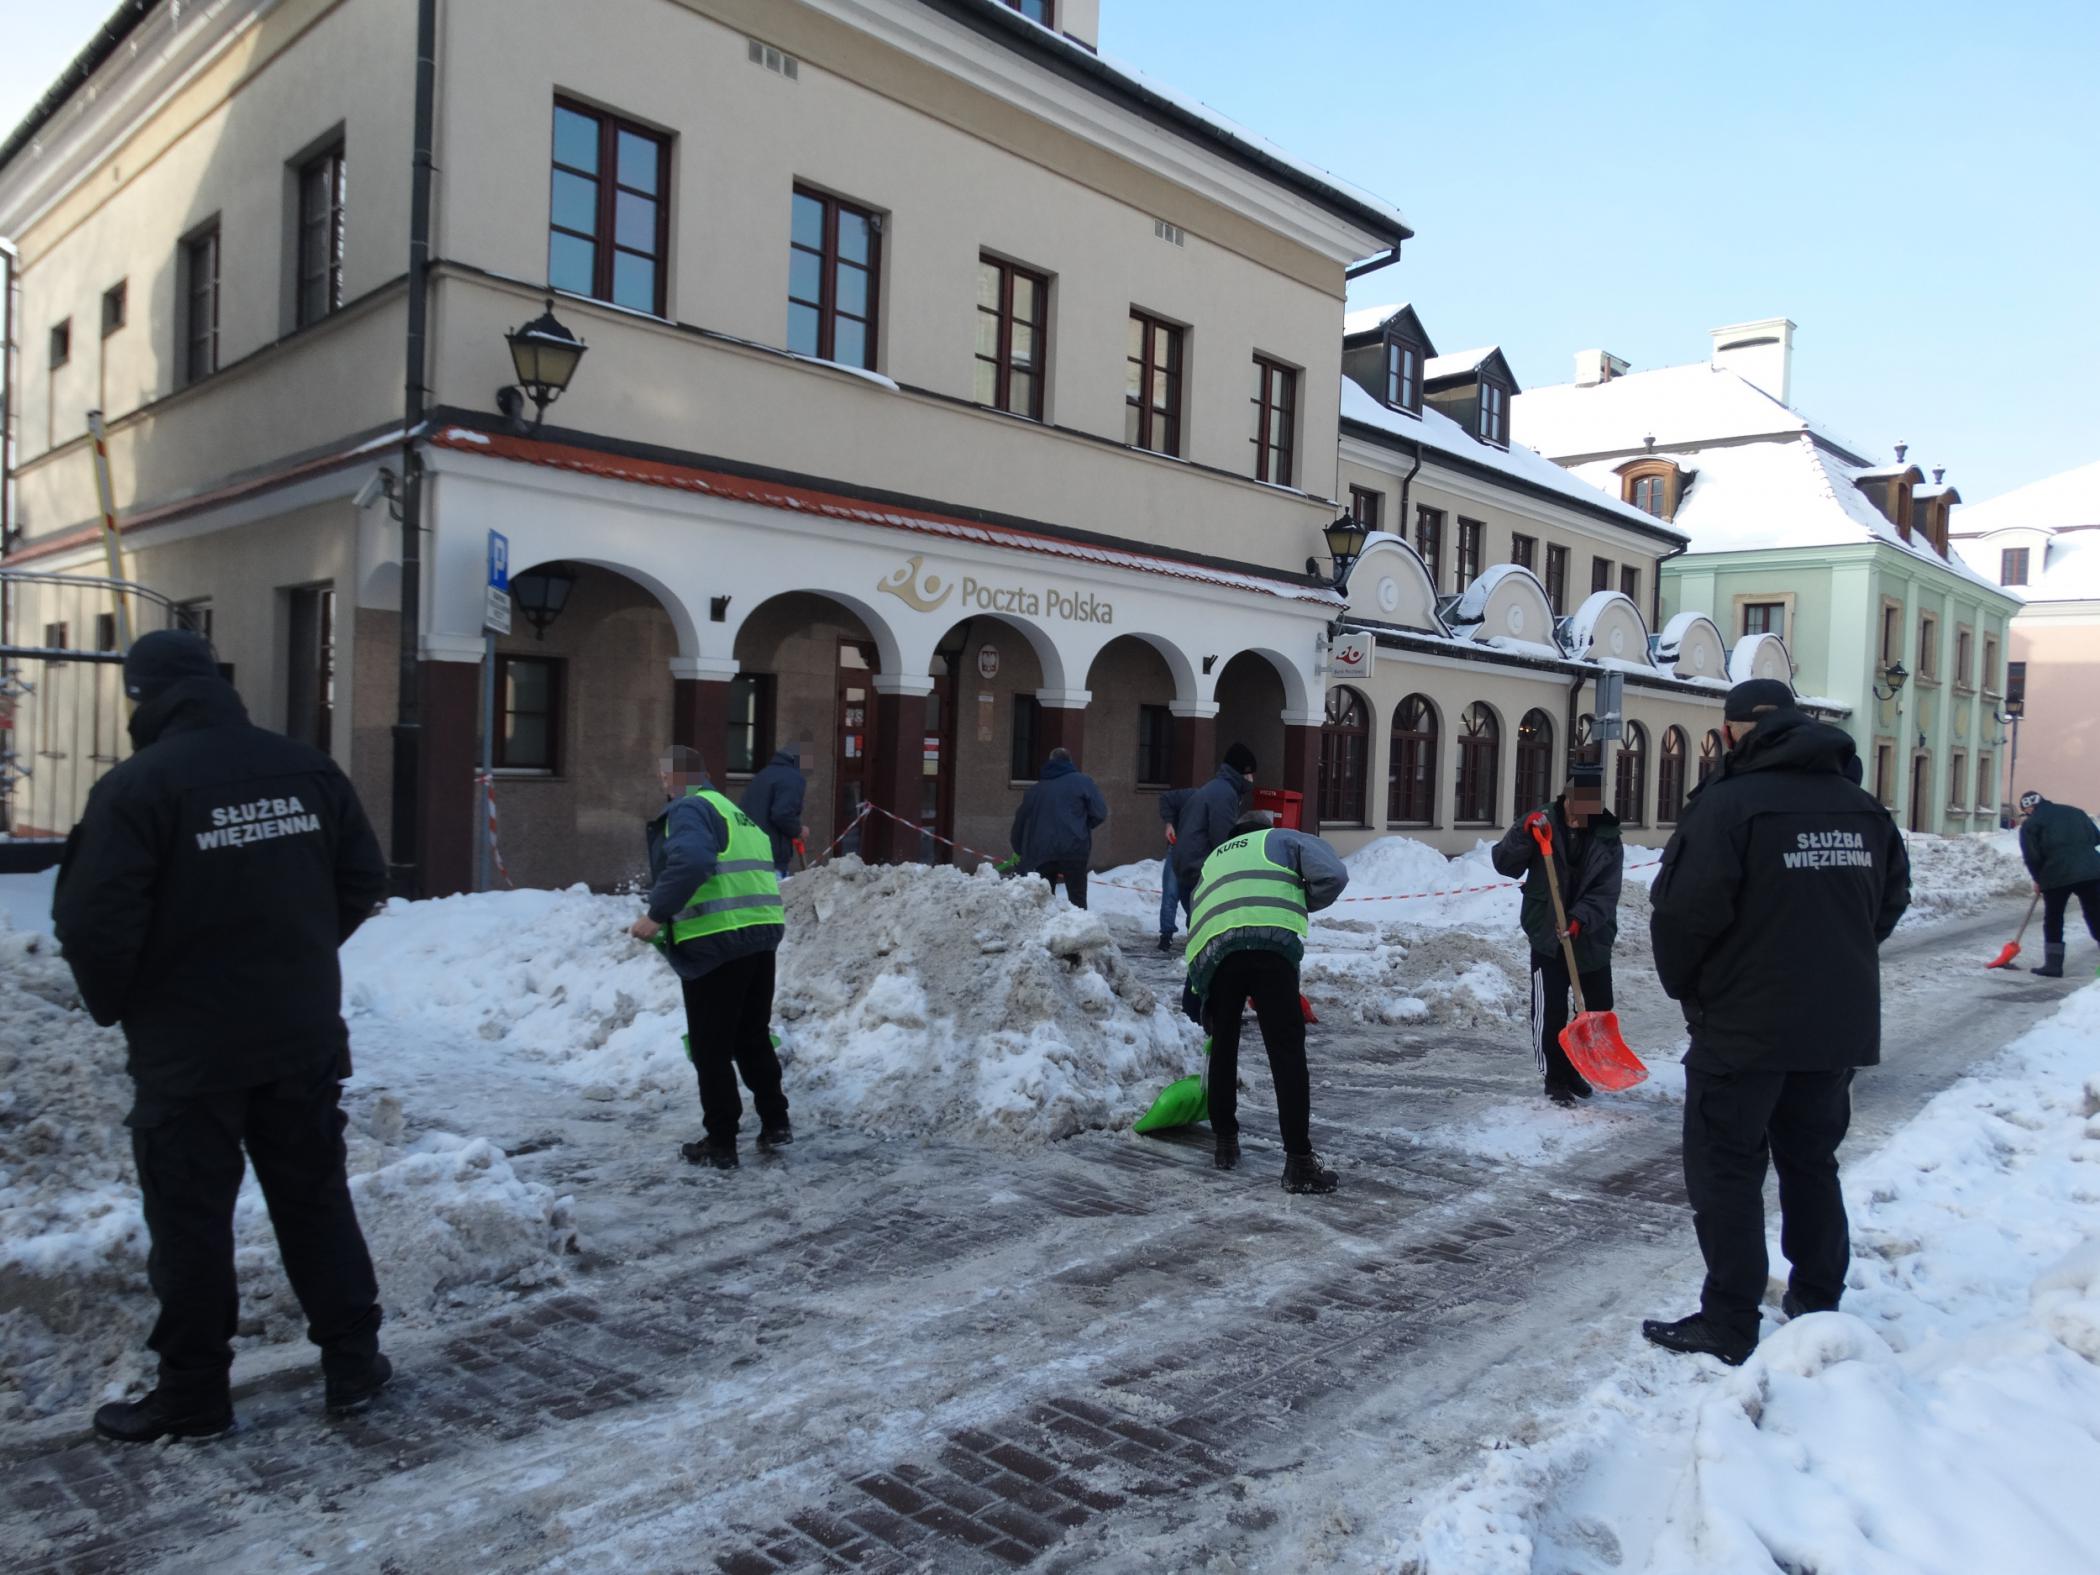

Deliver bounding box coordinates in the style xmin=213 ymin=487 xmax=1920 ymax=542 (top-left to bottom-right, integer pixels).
xmin=877 ymin=554 xmax=1114 ymax=625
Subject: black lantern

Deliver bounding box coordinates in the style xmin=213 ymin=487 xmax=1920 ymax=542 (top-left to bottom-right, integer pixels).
xmin=510 ymin=562 xmax=579 ymax=639
xmin=1322 ymin=513 xmax=1370 ymax=590
xmin=1873 ymin=659 xmax=1909 ymax=702
xmin=499 ymin=300 xmax=587 ymax=425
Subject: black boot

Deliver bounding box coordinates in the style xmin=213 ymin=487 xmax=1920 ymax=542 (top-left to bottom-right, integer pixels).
xmin=325 ymin=1352 xmax=394 ymax=1416
xmin=756 ymin=1121 xmax=793 ymax=1149
xmin=1641 ymin=1313 xmax=1754 ymax=1365
xmin=2032 ymin=943 xmax=2066 ymax=978
xmin=1157 ymin=934 xmax=1172 ymax=954
xmin=1281 ymin=1152 xmax=1338 ymax=1195
xmin=1214 ymin=1134 xmax=1240 ymax=1171
xmin=1781 ymin=1290 xmax=1836 ymax=1320
xmin=681 ymin=1137 xmax=739 ymax=1169
xmin=92 ymin=1389 xmax=234 ymax=1443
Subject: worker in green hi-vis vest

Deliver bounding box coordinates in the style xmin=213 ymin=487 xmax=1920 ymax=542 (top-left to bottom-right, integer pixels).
xmin=629 ymin=744 xmax=791 ymax=1171
xmin=1184 ymin=808 xmax=1350 ymax=1194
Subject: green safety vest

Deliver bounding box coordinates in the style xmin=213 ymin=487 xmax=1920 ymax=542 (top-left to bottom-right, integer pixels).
xmin=1183 ymin=830 xmax=1309 ymax=986
xmin=666 ymin=788 xmax=785 ymax=946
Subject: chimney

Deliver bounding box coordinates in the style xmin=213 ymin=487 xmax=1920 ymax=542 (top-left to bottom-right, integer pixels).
xmin=1708 ymin=317 xmax=1796 ymax=406
xmin=1894 ymin=442 xmax=1908 ymax=464
xmin=1574 ymin=349 xmax=1630 ymax=386
xmin=1054 ymin=0 xmax=1101 ymax=49
xmin=1933 ymin=466 xmax=1945 ymax=484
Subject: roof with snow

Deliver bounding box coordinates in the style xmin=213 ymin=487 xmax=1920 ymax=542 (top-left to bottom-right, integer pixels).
xmin=1515 ymin=363 xmax=1873 ymax=465
xmin=1341 ymin=303 xmax=1433 ymax=349
xmin=1951 ymin=459 xmax=2100 ymax=537
xmin=1340 ymin=380 xmax=1688 ymax=545
xmin=1424 ymin=348 xmax=1499 ymax=382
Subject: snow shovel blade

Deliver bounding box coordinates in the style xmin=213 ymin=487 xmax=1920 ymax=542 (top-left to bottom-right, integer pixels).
xmin=1559 ymin=1009 xmax=1647 ymax=1092
xmin=1984 ymin=941 xmax=2021 ymax=970
xmin=1134 ymin=1075 xmax=1208 ymax=1133
xmin=1299 ymin=993 xmax=1319 ymax=1025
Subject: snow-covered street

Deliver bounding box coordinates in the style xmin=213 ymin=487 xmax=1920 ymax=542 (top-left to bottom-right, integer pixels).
xmin=3 ymin=839 xmax=2095 ymax=1573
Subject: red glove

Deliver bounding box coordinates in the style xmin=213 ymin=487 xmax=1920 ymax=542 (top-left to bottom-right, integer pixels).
xmin=1524 ymin=810 xmax=1550 ymax=834
xmin=1566 ymin=919 xmax=1581 ymax=937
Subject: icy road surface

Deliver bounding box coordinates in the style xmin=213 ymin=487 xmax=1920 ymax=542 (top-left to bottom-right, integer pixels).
xmin=0 ymin=896 xmax=2075 ymax=1573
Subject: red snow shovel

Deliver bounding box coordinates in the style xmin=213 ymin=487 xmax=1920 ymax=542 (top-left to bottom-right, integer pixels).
xmin=1986 ymin=891 xmax=2041 ymax=970
xmin=1530 ymin=820 xmax=1648 ymax=1092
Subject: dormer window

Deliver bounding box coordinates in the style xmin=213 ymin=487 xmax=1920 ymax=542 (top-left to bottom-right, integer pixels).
xmin=1631 ymin=476 xmax=1667 ymax=516
xmin=1383 ymin=334 xmax=1422 ymax=414
xmin=1002 ymin=0 xmax=1053 ymax=22
xmin=1619 ymin=458 xmax=1682 ymax=521
xmin=1478 ymin=379 xmax=1508 ymax=446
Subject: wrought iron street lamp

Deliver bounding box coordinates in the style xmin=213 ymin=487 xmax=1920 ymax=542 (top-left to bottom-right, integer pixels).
xmin=1321 ymin=513 xmax=1369 ymax=592
xmin=497 ymin=300 xmax=587 ymax=426
xmin=1872 ymin=659 xmax=1909 ymax=702
xmin=510 ymin=562 xmax=578 ymax=639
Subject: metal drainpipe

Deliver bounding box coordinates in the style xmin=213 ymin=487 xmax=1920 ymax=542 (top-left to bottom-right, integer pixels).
xmin=1 ymin=235 xmax=17 ymax=560
xmin=1652 ymin=540 xmax=1687 ymax=633
xmin=1396 ymin=436 xmax=1423 ymax=537
xmin=388 ymin=0 xmax=438 ymax=897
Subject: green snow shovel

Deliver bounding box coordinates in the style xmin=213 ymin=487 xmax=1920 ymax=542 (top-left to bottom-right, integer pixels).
xmin=1133 ymin=1038 xmax=1212 ymax=1133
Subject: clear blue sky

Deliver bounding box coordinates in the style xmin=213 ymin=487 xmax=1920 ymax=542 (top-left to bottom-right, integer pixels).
xmin=6 ymin=0 xmax=2095 ymax=501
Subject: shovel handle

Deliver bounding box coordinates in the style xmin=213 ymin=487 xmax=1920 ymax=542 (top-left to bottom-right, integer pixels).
xmin=1531 ymin=823 xmax=1586 ymax=1013
xmin=2014 ymin=889 xmax=2041 ymax=945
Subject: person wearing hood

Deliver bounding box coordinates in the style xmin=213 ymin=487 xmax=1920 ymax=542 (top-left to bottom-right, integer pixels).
xmin=51 ymin=629 xmax=392 ymax=1442
xmin=740 ymin=742 xmax=808 ymax=876
xmin=1170 ymin=743 xmax=1258 ymax=894
xmin=2014 ymin=790 xmax=2100 ymax=978
xmin=1009 ymin=747 xmax=1107 ymax=908
xmin=1491 ymin=758 xmax=1623 ymax=1106
xmin=1642 ymin=680 xmax=1910 ymax=1366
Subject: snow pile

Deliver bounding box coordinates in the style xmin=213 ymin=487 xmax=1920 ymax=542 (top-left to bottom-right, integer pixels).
xmin=0 ymin=928 xmax=577 ymax=1424
xmin=1899 ymin=830 xmax=2031 ymax=925
xmin=1390 ymin=982 xmax=2100 ymax=1574
xmin=343 ymin=860 xmax=1200 ymax=1145
xmin=1298 ymin=921 xmax=1526 ymax=1030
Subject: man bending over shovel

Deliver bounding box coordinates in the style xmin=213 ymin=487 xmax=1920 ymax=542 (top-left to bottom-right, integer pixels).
xmin=1493 ymin=758 xmax=1624 ymax=1107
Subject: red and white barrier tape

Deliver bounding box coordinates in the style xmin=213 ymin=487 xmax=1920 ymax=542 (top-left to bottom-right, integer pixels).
xmin=473 ymin=771 xmax=515 ymax=889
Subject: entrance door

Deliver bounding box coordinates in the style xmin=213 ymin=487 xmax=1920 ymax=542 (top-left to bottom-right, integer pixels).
xmin=836 ymin=640 xmax=877 ymax=844
xmin=1909 ymin=752 xmax=1930 ymax=832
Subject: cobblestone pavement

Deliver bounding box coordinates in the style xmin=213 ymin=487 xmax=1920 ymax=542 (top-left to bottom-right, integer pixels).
xmin=1 ymin=900 xmax=2070 ymax=1573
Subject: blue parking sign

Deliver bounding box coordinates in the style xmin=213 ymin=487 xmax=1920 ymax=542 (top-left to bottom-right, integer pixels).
xmin=487 ymin=530 xmax=510 ymax=592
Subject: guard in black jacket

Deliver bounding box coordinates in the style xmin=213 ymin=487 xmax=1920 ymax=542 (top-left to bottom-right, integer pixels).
xmin=51 ymin=630 xmax=392 ymax=1440
xmin=1642 ymin=680 xmax=1910 ymax=1365
xmin=2015 ymin=790 xmax=2100 ymax=977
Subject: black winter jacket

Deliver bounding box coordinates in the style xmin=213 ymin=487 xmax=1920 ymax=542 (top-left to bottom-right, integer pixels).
xmin=1649 ymin=710 xmax=1910 ymax=1073
xmin=1170 ymin=763 xmax=1254 ymax=891
xmin=1491 ymin=801 xmax=1623 ymax=972
xmin=740 ymin=746 xmax=807 ymax=868
xmin=51 ymin=675 xmax=388 ymax=1105
xmin=645 ymin=781 xmax=783 ymax=981
xmin=1010 ymin=756 xmax=1108 ymax=868
xmin=2019 ymin=799 xmax=2100 ymax=891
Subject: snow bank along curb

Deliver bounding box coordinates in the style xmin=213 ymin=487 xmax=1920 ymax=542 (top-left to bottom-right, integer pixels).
xmin=1391 ymin=981 xmax=2100 ymax=1575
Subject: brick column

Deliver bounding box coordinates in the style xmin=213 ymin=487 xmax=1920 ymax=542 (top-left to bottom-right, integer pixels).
xmin=417 ymin=652 xmax=481 ymax=899
xmin=1281 ymin=720 xmax=1323 ymax=837
xmin=864 ymin=677 xmax=931 ymax=865
xmin=669 ymin=658 xmax=740 ymax=777
xmin=1035 ymin=688 xmax=1091 ymax=769
xmin=1169 ymin=702 xmax=1219 ymax=789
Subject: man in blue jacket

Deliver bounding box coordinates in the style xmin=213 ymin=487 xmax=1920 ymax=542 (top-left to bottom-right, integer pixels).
xmin=1010 ymin=747 xmax=1107 ymax=908
xmin=631 ymin=745 xmax=790 ymax=1169
xmin=1155 ymin=786 xmax=1193 ymax=952
xmin=2016 ymin=790 xmax=2100 ymax=977
xmin=740 ymin=743 xmax=808 ymax=876
xmin=1170 ymin=743 xmax=1258 ymax=895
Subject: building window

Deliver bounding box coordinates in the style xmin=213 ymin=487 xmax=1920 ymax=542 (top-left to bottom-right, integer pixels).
xmin=1349 ymin=485 xmax=1383 ymax=531
xmin=974 ymin=255 xmax=1047 ymax=420
xmin=1616 ymin=721 xmax=1648 ymax=826
xmin=175 ymin=599 xmax=214 ymax=640
xmin=1630 ymin=475 xmax=1668 ymax=516
xmin=1388 ymin=693 xmax=1438 ymax=825
xmin=1510 ymin=533 xmax=1536 ymax=571
xmin=1544 ymin=545 xmax=1569 ymax=614
xmin=1251 ymin=356 xmax=1297 ymax=486
xmin=1514 ymin=708 xmax=1554 ymax=817
xmin=95 ymin=613 xmax=119 ymax=652
xmin=1383 ymin=334 xmax=1421 ymax=413
xmin=550 ymin=103 xmax=670 ymax=317
xmin=1948 ymin=751 xmax=1967 ymax=809
xmin=295 ymin=142 xmax=347 ymax=327
xmin=1478 ymin=380 xmax=1508 ymax=446
xmin=1319 ymin=687 xmax=1370 ymax=825
xmin=183 ymin=223 xmax=221 ymax=383
xmin=1879 ymin=601 xmax=1902 ymax=665
xmin=2000 ymin=547 xmax=2030 ymax=586
xmin=1873 ymin=742 xmax=1894 ymax=806
xmin=725 ymin=674 xmax=776 ymax=775
xmin=1415 ymin=506 xmax=1444 ymax=589
xmin=1983 ymin=634 xmax=2000 ymax=693
xmin=1125 ymin=310 xmax=1184 ymax=456
xmin=1658 ymin=726 xmax=1688 ymax=824
xmin=1976 ymin=753 xmax=1993 ymax=815
xmin=1454 ymin=703 xmax=1499 ymax=823
xmin=1010 ymin=694 xmax=1042 ymax=781
xmin=49 ymin=319 xmax=70 ymax=369
xmin=41 ymin=621 xmax=70 ymax=654
xmin=1698 ymin=728 xmax=1723 ymax=785
xmin=1955 ymin=627 xmax=1973 ymax=689
xmin=101 ymin=281 xmax=127 ymax=337
xmin=495 ymin=654 xmax=563 ymax=772
xmin=1742 ymin=601 xmax=1785 ymax=639
xmin=286 ymin=586 xmax=336 ymax=754
xmin=1002 ymin=0 xmax=1053 ymax=21
xmin=788 ymin=186 xmax=881 ymax=368
xmin=1136 ymin=704 xmax=1174 ymax=788
xmin=2006 ymin=660 xmax=2026 ymax=715
xmin=1591 ymin=557 xmax=1614 ymax=595
xmin=1917 ymin=613 xmax=1938 ymax=679
xmin=1620 ymin=565 xmax=1641 ymax=604
xmin=1455 ymin=519 xmax=1484 ymax=592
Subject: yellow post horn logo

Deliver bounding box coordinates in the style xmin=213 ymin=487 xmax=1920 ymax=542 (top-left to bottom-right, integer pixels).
xmin=877 ymin=554 xmax=955 ymax=613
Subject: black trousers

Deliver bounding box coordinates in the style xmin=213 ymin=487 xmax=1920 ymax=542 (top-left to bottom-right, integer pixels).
xmin=1682 ymin=1064 xmax=1855 ymax=1343
xmin=1206 ymin=950 xmax=1311 ymax=1155
xmin=680 ymin=950 xmax=790 ymax=1143
xmin=1034 ymin=858 xmax=1089 ymax=910
xmin=2042 ymin=880 xmax=2100 ymax=946
xmin=1529 ymin=951 xmax=1614 ymax=1089
xmin=130 ymin=1071 xmax=381 ymax=1406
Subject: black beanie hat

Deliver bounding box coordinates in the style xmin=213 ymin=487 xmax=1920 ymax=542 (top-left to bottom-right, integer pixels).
xmin=1567 ymin=760 xmax=1604 ymax=791
xmin=1223 ymin=741 xmax=1258 ymax=776
xmin=123 ymin=628 xmax=221 ymax=703
xmin=1724 ymin=678 xmax=1796 ymax=722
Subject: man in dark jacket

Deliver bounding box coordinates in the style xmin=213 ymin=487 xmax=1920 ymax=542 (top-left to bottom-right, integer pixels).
xmin=632 ymin=745 xmax=790 ymax=1169
xmin=740 ymin=743 xmax=808 ymax=876
xmin=1010 ymin=747 xmax=1107 ymax=908
xmin=2015 ymin=790 xmax=2100 ymax=977
xmin=51 ymin=630 xmax=392 ymax=1442
xmin=1642 ymin=680 xmax=1910 ymax=1365
xmin=1155 ymin=786 xmax=1194 ymax=952
xmin=1170 ymin=743 xmax=1258 ymax=894
xmin=1491 ymin=760 xmax=1623 ymax=1106
xmin=1185 ymin=809 xmax=1350 ymax=1193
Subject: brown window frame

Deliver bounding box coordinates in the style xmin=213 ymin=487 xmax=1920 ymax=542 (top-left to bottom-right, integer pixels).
xmin=1415 ymin=505 xmax=1444 ymax=589
xmin=975 ymin=254 xmax=1048 ymax=420
xmin=1349 ymin=485 xmax=1383 ymax=532
xmin=1383 ymin=333 xmax=1422 ymax=413
xmin=1136 ymin=703 xmax=1174 ymax=788
xmin=1510 ymin=533 xmax=1537 ymax=571
xmin=1544 ymin=544 xmax=1569 ymax=613
xmin=1620 ymin=564 xmax=1641 ymax=603
xmin=1251 ymin=355 xmax=1297 ymax=486
xmin=1514 ymin=708 xmax=1554 ymax=818
xmin=1917 ymin=612 xmax=1938 ymax=680
xmin=1999 ymin=547 xmax=2029 ymax=586
xmin=550 ymin=99 xmax=672 ymax=318
xmin=183 ymin=221 xmax=221 ymax=384
xmin=1879 ymin=600 xmax=1902 ymax=665
xmin=1387 ymin=693 xmax=1439 ymax=826
xmin=1125 ymin=309 xmax=1184 ymax=457
xmin=1455 ymin=518 xmax=1484 ymax=591
xmin=1658 ymin=726 xmax=1688 ymax=824
xmin=1319 ymin=687 xmax=1370 ymax=826
xmin=493 ymin=654 xmax=565 ymax=774
xmin=1591 ymin=556 xmax=1614 ymax=595
xmin=725 ymin=673 xmax=777 ymax=776
xmin=1947 ymin=750 xmax=1967 ymax=810
xmin=1954 ymin=626 xmax=1974 ymax=690
xmin=1616 ymin=721 xmax=1648 ymax=827
xmin=1742 ymin=601 xmax=1786 ymax=638
xmin=295 ymin=141 xmax=347 ymax=329
xmin=789 ymin=185 xmax=882 ymax=369
xmin=1010 ymin=694 xmax=1043 ymax=782
xmin=1454 ymin=702 xmax=1499 ymax=824
xmin=1982 ymin=634 xmax=2000 ymax=693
